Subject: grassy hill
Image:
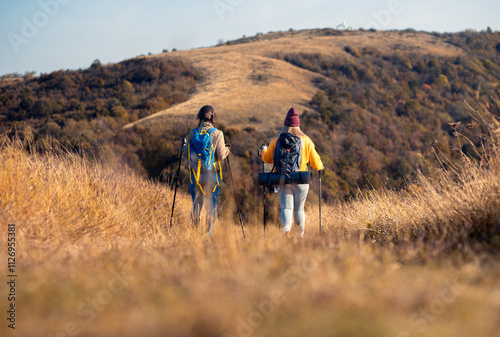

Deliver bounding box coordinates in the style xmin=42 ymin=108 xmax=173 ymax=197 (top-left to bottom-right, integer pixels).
xmin=1 ymin=28 xmax=499 ymax=336
xmin=1 ymin=28 xmax=500 ymax=220
xmin=124 ymin=29 xmax=465 ymax=131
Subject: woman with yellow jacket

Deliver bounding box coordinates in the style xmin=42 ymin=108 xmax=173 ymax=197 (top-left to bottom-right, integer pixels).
xmin=260 ymin=107 xmax=324 ymax=237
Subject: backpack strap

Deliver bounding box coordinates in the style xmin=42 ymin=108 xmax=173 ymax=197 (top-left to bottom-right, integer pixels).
xmin=192 ymin=152 xmax=206 ymax=196
xmin=206 ymin=127 xmax=216 ymax=135
xmin=215 ymin=159 xmax=222 ymax=187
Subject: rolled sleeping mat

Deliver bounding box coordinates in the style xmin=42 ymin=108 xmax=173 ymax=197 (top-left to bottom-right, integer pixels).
xmin=258 ymin=171 xmax=313 ymax=186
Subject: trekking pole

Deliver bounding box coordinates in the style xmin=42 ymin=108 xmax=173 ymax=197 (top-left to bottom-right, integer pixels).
xmin=170 ymin=138 xmax=186 ymax=228
xmin=319 ymin=169 xmax=323 ymax=233
xmin=226 ymin=156 xmax=246 ymax=238
xmin=263 ymin=162 xmax=267 ymax=233
xmin=258 ymin=144 xmax=267 ymax=233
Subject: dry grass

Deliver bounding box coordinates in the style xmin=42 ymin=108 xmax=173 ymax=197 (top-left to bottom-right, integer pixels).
xmin=324 ymin=154 xmax=500 ymax=252
xmin=316 ymin=103 xmax=500 ymax=251
xmin=1 ymin=107 xmax=500 ymax=337
xmin=0 ymin=139 xmax=193 ymax=245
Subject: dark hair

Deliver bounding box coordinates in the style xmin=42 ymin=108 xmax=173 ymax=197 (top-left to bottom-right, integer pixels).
xmin=197 ymin=105 xmax=215 ymax=125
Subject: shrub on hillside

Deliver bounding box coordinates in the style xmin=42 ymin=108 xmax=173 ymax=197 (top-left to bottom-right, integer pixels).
xmin=344 ymin=46 xmax=361 ymax=58
xmin=0 ymin=56 xmax=198 ymax=174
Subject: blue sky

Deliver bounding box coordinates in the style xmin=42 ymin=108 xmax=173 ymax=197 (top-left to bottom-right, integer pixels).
xmin=1 ymin=0 xmax=499 ymax=76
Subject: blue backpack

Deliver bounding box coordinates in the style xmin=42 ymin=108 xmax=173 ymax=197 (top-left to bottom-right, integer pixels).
xmin=188 ymin=128 xmax=222 ymax=195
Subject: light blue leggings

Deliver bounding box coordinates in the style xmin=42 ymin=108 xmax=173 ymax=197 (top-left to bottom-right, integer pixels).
xmin=277 ymin=184 xmax=310 ymax=235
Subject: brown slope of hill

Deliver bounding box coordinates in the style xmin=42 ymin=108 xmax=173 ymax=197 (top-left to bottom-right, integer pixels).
xmin=124 ymin=30 xmax=464 ymax=132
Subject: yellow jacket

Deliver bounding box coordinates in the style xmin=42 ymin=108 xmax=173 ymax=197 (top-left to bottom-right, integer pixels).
xmin=262 ymin=134 xmax=324 ymax=171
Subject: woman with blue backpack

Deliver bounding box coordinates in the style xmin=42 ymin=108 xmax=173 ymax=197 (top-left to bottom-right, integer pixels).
xmin=259 ymin=107 xmax=324 ymax=238
xmin=182 ymin=105 xmax=230 ymax=236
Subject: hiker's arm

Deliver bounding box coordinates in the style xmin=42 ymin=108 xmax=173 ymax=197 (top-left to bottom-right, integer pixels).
xmin=308 ymin=140 xmax=324 ymax=171
xmin=213 ymin=130 xmax=230 ymax=161
xmin=181 ymin=131 xmax=193 ymax=155
xmin=181 ymin=130 xmax=194 ymax=169
xmin=261 ymin=138 xmax=277 ymax=165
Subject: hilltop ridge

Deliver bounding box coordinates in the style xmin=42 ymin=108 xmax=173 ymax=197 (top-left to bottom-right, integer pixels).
xmin=124 ymin=29 xmax=464 ymax=131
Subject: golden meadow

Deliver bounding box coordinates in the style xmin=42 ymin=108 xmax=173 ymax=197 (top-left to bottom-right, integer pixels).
xmin=1 ymin=103 xmax=499 ymax=337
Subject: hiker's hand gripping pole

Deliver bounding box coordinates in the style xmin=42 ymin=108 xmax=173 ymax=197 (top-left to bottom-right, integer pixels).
xmin=257 ymin=144 xmax=267 ymax=158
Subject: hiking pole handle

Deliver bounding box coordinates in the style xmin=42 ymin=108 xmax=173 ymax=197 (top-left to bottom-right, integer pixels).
xmin=258 ymin=144 xmax=267 ymax=158
xmin=178 ymin=137 xmax=187 ymax=149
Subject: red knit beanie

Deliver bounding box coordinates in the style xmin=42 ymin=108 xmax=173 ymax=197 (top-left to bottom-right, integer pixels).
xmin=284 ymin=107 xmax=300 ymax=127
